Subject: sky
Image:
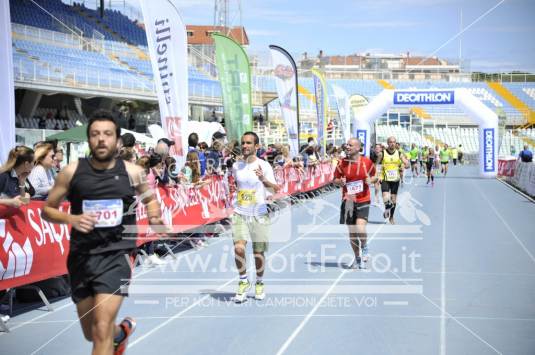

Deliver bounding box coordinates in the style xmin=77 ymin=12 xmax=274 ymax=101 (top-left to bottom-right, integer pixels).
xmin=81 ymin=0 xmax=535 ymax=72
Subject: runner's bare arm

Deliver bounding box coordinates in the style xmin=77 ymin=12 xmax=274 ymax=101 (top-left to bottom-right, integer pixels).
xmin=255 ymin=165 xmax=280 ymax=192
xmin=401 ymin=154 xmax=410 ymax=169
xmin=42 ymin=162 xmax=97 ymax=233
xmin=366 ymin=163 xmax=378 ymax=184
xmin=42 ymin=162 xmax=76 ymax=224
xmin=333 ymin=161 xmax=346 ymax=186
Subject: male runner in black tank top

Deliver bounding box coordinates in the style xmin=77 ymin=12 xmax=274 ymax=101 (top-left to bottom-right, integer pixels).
xmin=42 ymin=110 xmax=166 ymax=355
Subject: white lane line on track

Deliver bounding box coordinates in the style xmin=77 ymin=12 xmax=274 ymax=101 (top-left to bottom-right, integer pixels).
xmin=383 ymin=301 xmax=409 ymax=306
xmin=12 ymin=313 xmax=535 ymax=325
xmin=0 ymin=301 xmax=73 ymax=335
xmin=28 ymin=195 xmax=338 ymax=353
xmin=474 ymin=181 xmax=535 ymax=264
xmin=496 ymin=178 xmax=535 ymax=204
xmin=440 ymin=181 xmax=447 ymax=355
xmin=275 ymin=199 xmax=390 ymax=355
xmin=275 ymin=271 xmax=347 ymax=355
xmin=3 ymin=237 xmax=231 ymax=337
xmin=369 ymin=180 xmax=503 ymax=355
xmin=129 ymin=201 xmax=340 ymax=348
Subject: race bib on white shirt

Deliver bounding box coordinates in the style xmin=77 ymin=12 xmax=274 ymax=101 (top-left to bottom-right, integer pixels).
xmin=346 ymin=180 xmax=364 ymax=195
xmin=82 ymin=199 xmax=123 ymax=228
xmin=386 ymin=169 xmax=399 ymax=180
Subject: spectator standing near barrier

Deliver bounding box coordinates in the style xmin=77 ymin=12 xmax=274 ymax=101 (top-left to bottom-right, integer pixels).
xmin=457 ymin=144 xmax=463 ymax=164
xmin=28 ymin=143 xmax=56 ymax=200
xmin=42 ymin=110 xmax=166 ymax=355
xmin=188 ymin=133 xmax=206 ymax=176
xmin=0 ymin=146 xmax=35 ymax=207
xmin=155 ymin=137 xmax=174 ymax=184
xmin=381 ymin=137 xmax=409 ymax=224
xmin=231 ymin=131 xmax=280 ymax=303
xmin=518 ymin=145 xmax=533 ymax=163
xmin=53 ymin=148 xmax=64 ymax=175
xmin=334 ymin=138 xmax=377 ymax=269
xmin=205 ymin=132 xmax=226 ymax=175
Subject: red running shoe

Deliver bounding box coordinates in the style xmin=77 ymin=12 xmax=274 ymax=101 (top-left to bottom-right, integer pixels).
xmin=114 ymin=317 xmax=136 ymax=355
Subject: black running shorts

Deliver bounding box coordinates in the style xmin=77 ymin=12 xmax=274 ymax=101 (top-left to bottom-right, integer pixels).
xmin=381 ymin=180 xmax=400 ymax=195
xmin=340 ymin=200 xmax=370 ymax=224
xmin=67 ymin=249 xmax=135 ymax=304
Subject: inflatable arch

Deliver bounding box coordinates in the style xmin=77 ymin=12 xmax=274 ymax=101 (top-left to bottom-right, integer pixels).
xmin=354 ymin=89 xmax=499 ymax=178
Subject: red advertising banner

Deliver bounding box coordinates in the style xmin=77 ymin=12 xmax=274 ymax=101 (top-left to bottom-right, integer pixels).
xmin=498 ymin=158 xmax=516 ymax=177
xmin=0 ymin=162 xmax=335 ymax=291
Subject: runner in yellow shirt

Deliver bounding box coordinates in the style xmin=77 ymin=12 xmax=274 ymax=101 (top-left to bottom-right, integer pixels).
xmin=381 ymin=137 xmax=410 ymax=224
xmin=409 ymin=143 xmax=420 ymax=177
xmin=450 ymin=146 xmax=459 ymax=166
xmin=439 ymin=144 xmax=451 ymax=177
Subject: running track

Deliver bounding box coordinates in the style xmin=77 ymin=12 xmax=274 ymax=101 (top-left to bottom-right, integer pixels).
xmin=1 ymin=165 xmax=534 ymax=355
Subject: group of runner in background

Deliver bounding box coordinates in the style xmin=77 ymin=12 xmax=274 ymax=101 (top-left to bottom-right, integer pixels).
xmin=370 ymin=140 xmax=463 ymax=195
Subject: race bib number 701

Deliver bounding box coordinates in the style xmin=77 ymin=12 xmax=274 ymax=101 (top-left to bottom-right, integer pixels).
xmin=82 ymin=199 xmax=123 ymax=228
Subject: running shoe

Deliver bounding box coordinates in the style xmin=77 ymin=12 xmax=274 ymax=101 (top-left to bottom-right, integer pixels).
xmin=359 ymin=259 xmax=367 ymax=269
xmin=148 ymin=254 xmax=165 ymax=265
xmin=234 ymin=279 xmax=251 ymax=303
xmin=347 ymin=258 xmax=361 ymax=270
xmin=255 ymin=282 xmax=265 ymax=300
xmin=114 ymin=317 xmax=136 ymax=355
xmin=383 ymin=208 xmax=391 ymax=219
xmin=362 ymin=244 xmax=369 ymax=262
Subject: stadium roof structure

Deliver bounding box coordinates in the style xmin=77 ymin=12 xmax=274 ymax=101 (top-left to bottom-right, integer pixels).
xmin=48 ymin=126 xmax=156 ymax=145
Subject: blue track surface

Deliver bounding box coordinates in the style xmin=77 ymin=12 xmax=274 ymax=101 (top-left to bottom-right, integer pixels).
xmin=1 ymin=165 xmax=534 ymax=355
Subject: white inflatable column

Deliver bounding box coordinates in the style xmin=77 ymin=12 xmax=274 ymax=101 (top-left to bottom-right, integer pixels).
xmin=355 ymin=90 xmax=394 ymax=157
xmin=455 ymin=88 xmax=499 ymax=178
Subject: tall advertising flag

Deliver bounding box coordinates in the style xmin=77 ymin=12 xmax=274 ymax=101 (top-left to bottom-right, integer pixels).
xmin=140 ymin=0 xmax=188 ymax=162
xmin=269 ymin=45 xmax=300 ymax=156
xmin=311 ymin=68 xmax=328 ymax=155
xmin=331 ymin=84 xmax=351 ymax=142
xmin=0 ymin=0 xmax=15 ymax=164
xmin=213 ymin=33 xmax=252 ymax=142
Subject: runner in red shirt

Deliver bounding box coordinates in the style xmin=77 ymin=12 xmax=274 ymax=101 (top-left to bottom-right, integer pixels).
xmin=334 ymin=138 xmax=377 ymax=269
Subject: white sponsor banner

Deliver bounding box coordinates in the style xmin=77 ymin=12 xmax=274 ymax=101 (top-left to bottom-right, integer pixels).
xmin=0 ymin=1 xmax=15 ymax=164
xmin=141 ymin=0 xmax=188 ymax=163
xmin=269 ymin=45 xmax=299 ymax=157
xmin=331 ymin=84 xmax=351 ymax=142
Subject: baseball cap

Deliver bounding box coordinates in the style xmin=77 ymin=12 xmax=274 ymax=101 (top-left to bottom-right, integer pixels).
xmin=121 ymin=133 xmax=136 ymax=148
xmin=157 ymin=138 xmax=175 ymax=146
xmin=149 ymin=153 xmax=162 ymax=168
xmin=212 ymin=131 xmax=226 ymax=140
